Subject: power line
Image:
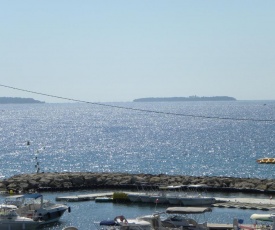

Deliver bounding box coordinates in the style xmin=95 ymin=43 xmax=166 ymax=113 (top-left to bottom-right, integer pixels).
xmin=0 ymin=83 xmax=274 ymax=122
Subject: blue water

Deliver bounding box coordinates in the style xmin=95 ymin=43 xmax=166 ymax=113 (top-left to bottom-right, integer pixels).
xmin=0 ymin=101 xmax=275 ymax=229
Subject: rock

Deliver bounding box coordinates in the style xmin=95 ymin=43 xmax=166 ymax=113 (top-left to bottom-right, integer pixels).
xmin=1 ymin=172 xmax=275 ymax=195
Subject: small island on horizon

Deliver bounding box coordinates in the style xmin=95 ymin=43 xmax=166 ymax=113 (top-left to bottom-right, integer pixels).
xmin=0 ymin=97 xmax=45 ymax=104
xmin=133 ymin=96 xmax=236 ymax=102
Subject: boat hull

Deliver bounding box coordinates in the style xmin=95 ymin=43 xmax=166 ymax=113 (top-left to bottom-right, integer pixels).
xmin=180 ymin=197 xmax=216 ymax=206
xmin=0 ymin=219 xmax=39 ymax=230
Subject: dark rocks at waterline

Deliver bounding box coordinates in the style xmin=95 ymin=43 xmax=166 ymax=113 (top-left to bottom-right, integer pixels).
xmin=0 ymin=172 xmax=274 ymax=194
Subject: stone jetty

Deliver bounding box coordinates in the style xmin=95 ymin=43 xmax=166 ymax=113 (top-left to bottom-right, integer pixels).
xmin=0 ymin=172 xmax=275 ymax=194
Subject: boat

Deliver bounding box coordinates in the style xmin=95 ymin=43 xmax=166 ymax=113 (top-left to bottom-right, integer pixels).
xmin=250 ymin=213 xmax=275 ymax=222
xmin=161 ymin=207 xmax=211 ymax=229
xmin=96 ymin=207 xmax=211 ymax=230
xmin=0 ymin=204 xmax=40 ymax=230
xmin=234 ymin=214 xmax=275 ymax=230
xmin=257 ymin=158 xmax=275 ymax=164
xmin=96 ymin=215 xmax=153 ymax=230
xmin=4 ymin=193 xmax=70 ymax=224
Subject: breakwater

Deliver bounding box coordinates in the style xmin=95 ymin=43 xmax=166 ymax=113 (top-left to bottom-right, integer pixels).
xmin=0 ymin=172 xmax=274 ymax=194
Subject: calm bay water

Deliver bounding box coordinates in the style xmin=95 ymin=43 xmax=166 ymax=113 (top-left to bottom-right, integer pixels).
xmin=0 ymin=101 xmax=275 ymax=229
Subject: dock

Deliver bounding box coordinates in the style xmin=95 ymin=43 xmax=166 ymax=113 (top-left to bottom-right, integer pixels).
xmin=208 ymin=223 xmax=233 ymax=230
xmin=55 ymin=192 xmax=113 ymax=202
xmin=56 ymin=192 xmax=275 ymax=210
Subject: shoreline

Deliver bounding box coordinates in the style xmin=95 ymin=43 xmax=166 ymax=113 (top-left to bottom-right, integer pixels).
xmin=0 ymin=172 xmax=274 ymax=194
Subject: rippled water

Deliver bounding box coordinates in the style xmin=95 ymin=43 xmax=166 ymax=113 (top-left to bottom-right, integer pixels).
xmin=0 ymin=101 xmax=275 ymax=179
xmin=0 ymin=101 xmax=275 ymax=229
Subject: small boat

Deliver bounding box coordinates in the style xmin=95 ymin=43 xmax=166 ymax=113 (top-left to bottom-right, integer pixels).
xmin=161 ymin=207 xmax=211 ymax=229
xmin=4 ymin=193 xmax=71 ymax=225
xmin=0 ymin=204 xmax=40 ymax=230
xmin=96 ymin=215 xmax=152 ymax=230
xmin=257 ymin=158 xmax=275 ymax=164
xmin=250 ymin=213 xmax=275 ymax=222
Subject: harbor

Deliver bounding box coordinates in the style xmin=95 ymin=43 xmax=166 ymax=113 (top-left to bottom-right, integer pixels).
xmin=0 ymin=102 xmax=275 ymax=230
xmin=55 ymin=191 xmax=275 ymax=230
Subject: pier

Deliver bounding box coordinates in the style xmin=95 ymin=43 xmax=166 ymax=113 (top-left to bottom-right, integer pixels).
xmin=55 ymin=192 xmax=275 ymax=211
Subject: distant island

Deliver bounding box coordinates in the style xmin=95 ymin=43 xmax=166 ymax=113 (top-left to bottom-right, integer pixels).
xmin=0 ymin=97 xmax=45 ymax=104
xmin=133 ymin=96 xmax=236 ymax=102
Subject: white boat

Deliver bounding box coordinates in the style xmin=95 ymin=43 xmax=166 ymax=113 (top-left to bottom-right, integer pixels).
xmin=96 ymin=215 xmax=152 ymax=230
xmin=4 ymin=193 xmax=70 ymax=224
xmin=96 ymin=208 xmax=210 ymax=230
xmin=166 ymin=193 xmax=216 ymax=206
xmin=161 ymin=207 xmax=212 ymax=229
xmin=0 ymin=204 xmax=40 ymax=230
xmin=235 ymin=214 xmax=275 ymax=230
xmin=250 ymin=213 xmax=275 ymax=222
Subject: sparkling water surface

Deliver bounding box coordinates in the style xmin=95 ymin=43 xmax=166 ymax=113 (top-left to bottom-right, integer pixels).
xmin=0 ymin=101 xmax=275 ymax=229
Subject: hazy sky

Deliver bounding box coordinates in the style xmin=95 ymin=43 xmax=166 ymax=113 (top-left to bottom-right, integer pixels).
xmin=1 ymin=1 xmax=275 ymax=103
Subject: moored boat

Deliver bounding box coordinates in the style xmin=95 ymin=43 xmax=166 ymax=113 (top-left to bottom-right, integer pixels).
xmin=250 ymin=213 xmax=275 ymax=222
xmin=0 ymin=204 xmax=40 ymax=230
xmin=4 ymin=193 xmax=70 ymax=225
xmin=96 ymin=215 xmax=152 ymax=230
xmin=161 ymin=207 xmax=211 ymax=229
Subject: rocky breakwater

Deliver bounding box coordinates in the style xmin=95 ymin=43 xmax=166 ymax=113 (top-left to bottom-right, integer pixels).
xmin=0 ymin=172 xmax=275 ymax=194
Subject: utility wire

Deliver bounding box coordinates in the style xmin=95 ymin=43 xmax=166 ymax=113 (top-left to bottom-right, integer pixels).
xmin=0 ymin=84 xmax=274 ymax=122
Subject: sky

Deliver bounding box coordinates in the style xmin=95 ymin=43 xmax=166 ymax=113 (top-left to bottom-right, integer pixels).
xmin=0 ymin=1 xmax=275 ymax=103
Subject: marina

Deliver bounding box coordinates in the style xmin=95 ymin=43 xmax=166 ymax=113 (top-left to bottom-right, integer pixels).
xmin=0 ymin=102 xmax=275 ymax=229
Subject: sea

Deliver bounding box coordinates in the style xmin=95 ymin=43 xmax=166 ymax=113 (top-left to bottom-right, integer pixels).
xmin=0 ymin=101 xmax=275 ymax=229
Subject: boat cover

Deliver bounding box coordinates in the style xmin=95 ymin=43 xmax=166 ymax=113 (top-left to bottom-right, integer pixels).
xmin=100 ymin=220 xmax=118 ymax=226
xmin=166 ymin=207 xmax=212 ymax=214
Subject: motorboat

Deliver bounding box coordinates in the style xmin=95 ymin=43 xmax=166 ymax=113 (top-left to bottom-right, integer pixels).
xmin=161 ymin=207 xmax=212 ymax=229
xmin=250 ymin=213 xmax=275 ymax=222
xmin=4 ymin=193 xmax=70 ymax=224
xmin=257 ymin=158 xmax=275 ymax=164
xmin=0 ymin=204 xmax=40 ymax=230
xmin=166 ymin=192 xmax=216 ymax=206
xmin=96 ymin=210 xmax=210 ymax=230
xmin=96 ymin=215 xmax=152 ymax=230
xmin=235 ymin=214 xmax=275 ymax=230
